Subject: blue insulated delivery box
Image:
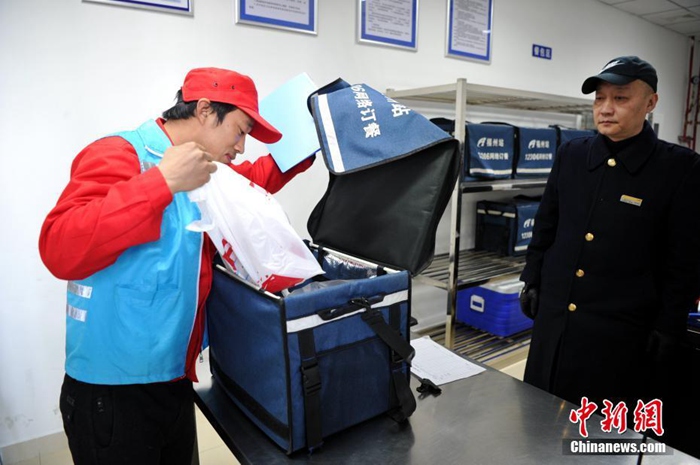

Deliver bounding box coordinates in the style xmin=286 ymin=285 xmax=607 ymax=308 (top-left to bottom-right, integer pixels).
xmin=551 ymin=125 xmax=596 ymax=148
xmin=514 ymin=127 xmax=557 ymax=178
xmin=207 ymin=78 xmax=461 ymax=454
xmin=465 ymin=123 xmax=514 ymax=180
xmin=475 ymin=197 xmax=540 ymax=257
xmin=457 ymin=277 xmax=533 ymax=337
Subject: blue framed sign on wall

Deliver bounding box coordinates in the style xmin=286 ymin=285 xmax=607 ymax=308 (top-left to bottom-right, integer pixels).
xmin=446 ymin=0 xmax=493 ymax=63
xmin=83 ymin=0 xmax=193 ymax=16
xmin=358 ymin=0 xmax=418 ymax=51
xmin=236 ymin=0 xmax=317 ymax=35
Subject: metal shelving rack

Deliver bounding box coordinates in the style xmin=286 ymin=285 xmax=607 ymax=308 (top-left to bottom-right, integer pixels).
xmin=387 ymin=79 xmax=593 ymax=349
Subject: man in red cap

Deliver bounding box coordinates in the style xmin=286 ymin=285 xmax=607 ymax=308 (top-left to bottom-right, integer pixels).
xmin=39 ymin=67 xmax=314 ymax=464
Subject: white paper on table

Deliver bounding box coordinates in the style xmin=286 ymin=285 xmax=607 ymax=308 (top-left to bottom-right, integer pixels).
xmin=410 ymin=335 xmax=486 ymax=385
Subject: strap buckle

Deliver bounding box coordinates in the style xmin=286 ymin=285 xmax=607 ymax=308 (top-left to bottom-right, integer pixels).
xmin=416 ymin=377 xmax=442 ymax=397
xmin=301 ymin=360 xmax=322 ymax=396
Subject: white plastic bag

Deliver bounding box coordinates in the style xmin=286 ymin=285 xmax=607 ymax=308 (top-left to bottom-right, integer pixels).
xmin=187 ymin=162 xmax=323 ymax=293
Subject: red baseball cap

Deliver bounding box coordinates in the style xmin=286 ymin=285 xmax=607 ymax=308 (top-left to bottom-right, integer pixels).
xmin=181 ymin=67 xmax=282 ymax=143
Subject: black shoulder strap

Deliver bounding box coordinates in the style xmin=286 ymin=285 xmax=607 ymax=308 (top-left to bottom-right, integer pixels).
xmin=355 ymin=299 xmax=416 ymax=421
xmin=356 ymin=299 xmax=415 ymax=363
xmin=298 ymin=329 xmax=324 ymax=453
xmin=388 ymin=304 xmax=416 ymax=422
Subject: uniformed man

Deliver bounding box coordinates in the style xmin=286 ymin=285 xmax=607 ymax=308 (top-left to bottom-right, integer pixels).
xmin=519 ymin=56 xmax=700 ymax=455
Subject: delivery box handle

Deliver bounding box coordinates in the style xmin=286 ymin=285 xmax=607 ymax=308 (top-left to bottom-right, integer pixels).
xmin=316 ymin=294 xmax=385 ymax=321
xmin=470 ymin=295 xmax=485 ymax=313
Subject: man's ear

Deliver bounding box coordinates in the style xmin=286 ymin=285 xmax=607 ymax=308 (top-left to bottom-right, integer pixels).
xmin=647 ymin=93 xmax=659 ymax=114
xmin=195 ymin=99 xmax=213 ymax=123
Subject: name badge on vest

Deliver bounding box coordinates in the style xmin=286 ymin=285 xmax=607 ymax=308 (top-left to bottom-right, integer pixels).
xmin=620 ymin=195 xmax=643 ymax=207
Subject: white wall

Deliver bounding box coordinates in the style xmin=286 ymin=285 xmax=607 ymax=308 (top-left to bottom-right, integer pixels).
xmin=0 ymin=0 xmax=691 ymax=448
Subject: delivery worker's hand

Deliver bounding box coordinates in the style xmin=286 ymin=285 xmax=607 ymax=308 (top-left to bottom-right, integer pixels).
xmin=519 ymin=283 xmax=539 ymax=319
xmin=158 ymin=142 xmax=218 ymax=193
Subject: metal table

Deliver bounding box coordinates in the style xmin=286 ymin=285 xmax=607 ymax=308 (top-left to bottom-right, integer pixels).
xmin=193 ymin=356 xmax=697 ymax=464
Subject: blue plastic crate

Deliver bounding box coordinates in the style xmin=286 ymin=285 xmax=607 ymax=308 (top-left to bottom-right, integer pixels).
xmin=456 ymin=277 xmax=533 ymax=337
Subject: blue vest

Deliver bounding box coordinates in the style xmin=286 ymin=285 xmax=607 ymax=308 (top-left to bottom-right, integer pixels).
xmin=65 ymin=120 xmax=203 ymax=384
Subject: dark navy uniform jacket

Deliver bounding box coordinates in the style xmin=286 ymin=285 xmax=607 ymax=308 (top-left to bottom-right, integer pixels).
xmin=520 ymin=122 xmax=700 ymax=406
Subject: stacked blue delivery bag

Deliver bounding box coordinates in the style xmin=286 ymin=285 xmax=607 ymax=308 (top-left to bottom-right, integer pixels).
xmin=551 ymin=125 xmax=596 ymax=148
xmin=430 ymin=118 xmax=514 ymax=180
xmin=514 ymin=126 xmax=557 ymax=178
xmin=457 ymin=276 xmax=533 ymax=337
xmin=475 ymin=195 xmax=541 ymax=257
xmin=207 ymin=78 xmax=461 ymax=454
xmin=465 ymin=123 xmax=514 ymax=180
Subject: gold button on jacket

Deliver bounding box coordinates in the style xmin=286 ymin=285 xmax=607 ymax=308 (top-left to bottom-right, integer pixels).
xmin=568 ymin=303 xmax=577 ymax=311
xmin=607 ymin=158 xmax=617 ymax=167
xmin=585 ymin=233 xmax=594 ymax=241
xmin=575 ymin=269 xmax=585 ymax=277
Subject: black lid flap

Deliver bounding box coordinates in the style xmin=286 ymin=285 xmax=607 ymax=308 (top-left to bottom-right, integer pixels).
xmin=307 ymin=138 xmax=460 ymax=275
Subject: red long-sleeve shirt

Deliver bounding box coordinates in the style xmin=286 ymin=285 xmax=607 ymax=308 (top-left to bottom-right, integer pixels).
xmin=39 ymin=119 xmax=313 ymax=381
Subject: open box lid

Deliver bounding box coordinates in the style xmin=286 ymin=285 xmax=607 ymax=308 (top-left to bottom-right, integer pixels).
xmin=306 ymin=79 xmax=461 ymax=275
